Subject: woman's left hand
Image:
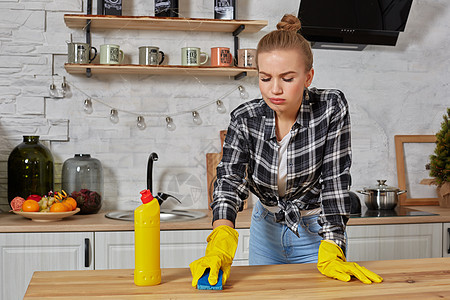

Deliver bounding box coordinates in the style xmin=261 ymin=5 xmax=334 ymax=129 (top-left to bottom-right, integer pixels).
xmin=317 ymin=240 xmax=383 ymax=284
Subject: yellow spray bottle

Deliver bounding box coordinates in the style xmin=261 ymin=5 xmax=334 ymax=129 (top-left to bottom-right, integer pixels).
xmin=134 ymin=189 xmax=161 ymax=286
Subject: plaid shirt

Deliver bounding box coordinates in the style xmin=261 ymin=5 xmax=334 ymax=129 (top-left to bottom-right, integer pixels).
xmin=211 ymin=88 xmax=352 ymax=251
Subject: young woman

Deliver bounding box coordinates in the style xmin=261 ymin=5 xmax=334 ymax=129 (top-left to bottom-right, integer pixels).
xmin=190 ymin=14 xmax=383 ymax=287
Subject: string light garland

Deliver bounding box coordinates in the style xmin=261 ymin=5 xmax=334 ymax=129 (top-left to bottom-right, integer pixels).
xmin=61 ymin=78 xmax=249 ymax=131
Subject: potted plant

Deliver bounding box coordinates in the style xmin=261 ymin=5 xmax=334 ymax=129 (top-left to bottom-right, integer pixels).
xmin=429 ymin=108 xmax=450 ymax=207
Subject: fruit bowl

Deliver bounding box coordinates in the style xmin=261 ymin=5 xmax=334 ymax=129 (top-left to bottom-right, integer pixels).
xmin=12 ymin=208 xmax=80 ymax=222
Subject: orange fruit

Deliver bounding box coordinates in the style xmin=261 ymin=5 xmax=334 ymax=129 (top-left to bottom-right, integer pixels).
xmin=63 ymin=197 xmax=77 ymax=211
xmin=61 ymin=201 xmax=71 ymax=211
xmin=64 ymin=201 xmax=73 ymax=210
xmin=22 ymin=200 xmax=40 ymax=212
xmin=50 ymin=202 xmax=69 ymax=212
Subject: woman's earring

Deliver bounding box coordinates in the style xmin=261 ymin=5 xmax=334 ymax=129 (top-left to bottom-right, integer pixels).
xmin=304 ymin=87 xmax=310 ymax=101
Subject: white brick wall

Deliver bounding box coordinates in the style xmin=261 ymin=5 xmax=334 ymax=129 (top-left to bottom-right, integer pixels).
xmin=0 ymin=0 xmax=448 ymax=212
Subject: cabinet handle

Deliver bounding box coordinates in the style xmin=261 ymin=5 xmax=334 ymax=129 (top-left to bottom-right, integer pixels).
xmin=85 ymin=238 xmax=91 ymax=268
xmin=448 ymin=228 xmax=450 ymax=254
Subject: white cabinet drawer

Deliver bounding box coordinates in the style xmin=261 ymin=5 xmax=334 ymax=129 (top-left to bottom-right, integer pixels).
xmin=347 ymin=223 xmax=442 ymax=261
xmin=0 ymin=232 xmax=93 ymax=300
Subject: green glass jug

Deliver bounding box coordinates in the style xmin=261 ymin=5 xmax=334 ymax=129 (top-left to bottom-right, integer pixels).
xmin=8 ymin=136 xmax=54 ymax=207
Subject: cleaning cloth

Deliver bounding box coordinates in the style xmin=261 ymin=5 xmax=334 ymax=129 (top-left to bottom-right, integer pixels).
xmin=197 ymin=268 xmax=223 ymax=290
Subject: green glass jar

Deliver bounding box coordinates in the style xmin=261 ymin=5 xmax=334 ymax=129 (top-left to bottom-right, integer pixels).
xmin=8 ymin=136 xmax=54 ymax=207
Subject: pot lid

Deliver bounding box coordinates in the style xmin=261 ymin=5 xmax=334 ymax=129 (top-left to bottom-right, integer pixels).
xmin=364 ymin=180 xmax=401 ymax=192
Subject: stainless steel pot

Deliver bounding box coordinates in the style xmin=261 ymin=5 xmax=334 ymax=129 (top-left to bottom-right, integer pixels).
xmin=357 ymin=180 xmax=407 ymax=210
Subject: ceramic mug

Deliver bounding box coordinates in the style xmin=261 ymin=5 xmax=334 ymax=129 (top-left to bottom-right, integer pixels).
xmin=139 ymin=46 xmax=165 ymax=65
xmin=67 ymin=42 xmax=97 ymax=64
xmin=181 ymin=47 xmax=208 ymax=66
xmin=100 ymin=44 xmax=124 ymax=64
xmin=237 ymin=48 xmax=256 ymax=68
xmin=211 ymin=47 xmax=233 ymax=66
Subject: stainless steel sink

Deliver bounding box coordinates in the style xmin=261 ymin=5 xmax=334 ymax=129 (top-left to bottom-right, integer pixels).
xmin=105 ymin=209 xmax=206 ymax=222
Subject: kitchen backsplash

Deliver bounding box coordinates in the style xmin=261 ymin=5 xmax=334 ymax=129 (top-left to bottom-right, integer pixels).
xmin=0 ymin=0 xmax=447 ymax=212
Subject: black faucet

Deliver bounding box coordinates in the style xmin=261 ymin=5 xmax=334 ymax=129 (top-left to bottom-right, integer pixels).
xmin=147 ymin=152 xmax=158 ymax=193
xmin=147 ymin=152 xmax=181 ymax=206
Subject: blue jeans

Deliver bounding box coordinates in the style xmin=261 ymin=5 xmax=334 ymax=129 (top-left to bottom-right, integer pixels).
xmin=249 ymin=201 xmax=322 ymax=265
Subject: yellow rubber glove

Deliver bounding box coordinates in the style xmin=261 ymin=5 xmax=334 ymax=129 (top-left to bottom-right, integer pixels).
xmin=189 ymin=225 xmax=239 ymax=288
xmin=317 ymin=240 xmax=383 ymax=284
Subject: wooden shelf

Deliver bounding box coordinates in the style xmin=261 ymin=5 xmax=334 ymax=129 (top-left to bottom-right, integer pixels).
xmin=64 ymin=14 xmax=267 ymax=33
xmin=64 ymin=64 xmax=258 ymax=77
xmin=63 ymin=15 xmax=266 ymax=79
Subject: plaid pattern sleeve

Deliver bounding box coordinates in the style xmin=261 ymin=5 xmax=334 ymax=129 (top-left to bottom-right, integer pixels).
xmin=211 ymin=89 xmax=351 ymax=253
xmin=316 ymin=90 xmax=352 ymax=252
xmin=210 ymin=103 xmax=252 ymax=225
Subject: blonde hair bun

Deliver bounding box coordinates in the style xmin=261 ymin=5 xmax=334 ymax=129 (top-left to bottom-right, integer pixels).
xmin=276 ymin=14 xmax=302 ymax=32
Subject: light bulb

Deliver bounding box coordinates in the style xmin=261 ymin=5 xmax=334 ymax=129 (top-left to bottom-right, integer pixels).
xmin=83 ymin=99 xmax=93 ymax=114
xmin=238 ymin=85 xmax=249 ymax=99
xmin=192 ymin=111 xmax=202 ymax=125
xmin=61 ymin=77 xmax=67 ymax=90
xmin=216 ymin=100 xmax=226 ymax=114
xmin=49 ymin=83 xmax=58 ymax=98
xmin=166 ymin=116 xmax=176 ymax=131
xmin=137 ymin=116 xmax=146 ymax=130
xmin=60 ymin=76 xmax=70 ymax=98
xmin=110 ymin=109 xmax=119 ymax=124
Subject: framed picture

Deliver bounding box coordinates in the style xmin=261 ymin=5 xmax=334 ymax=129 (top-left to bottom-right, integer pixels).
xmin=395 ymin=135 xmax=439 ymax=206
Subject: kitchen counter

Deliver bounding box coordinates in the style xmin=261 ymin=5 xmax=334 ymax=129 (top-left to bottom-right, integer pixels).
xmin=24 ymin=257 xmax=450 ymax=299
xmin=0 ymin=209 xmax=213 ymax=233
xmin=2 ymin=206 xmax=450 ymax=233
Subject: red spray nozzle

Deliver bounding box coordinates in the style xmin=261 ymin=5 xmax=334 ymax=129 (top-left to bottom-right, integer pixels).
xmin=140 ymin=189 xmax=154 ymax=204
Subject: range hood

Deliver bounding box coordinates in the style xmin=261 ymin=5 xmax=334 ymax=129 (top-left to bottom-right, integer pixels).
xmin=298 ymin=0 xmax=414 ymax=50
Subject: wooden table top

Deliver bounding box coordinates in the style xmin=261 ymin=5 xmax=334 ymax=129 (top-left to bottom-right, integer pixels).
xmin=24 ymin=257 xmax=450 ymax=299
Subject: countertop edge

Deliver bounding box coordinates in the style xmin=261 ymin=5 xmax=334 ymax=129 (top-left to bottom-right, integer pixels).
xmin=2 ymin=206 xmax=450 ymax=233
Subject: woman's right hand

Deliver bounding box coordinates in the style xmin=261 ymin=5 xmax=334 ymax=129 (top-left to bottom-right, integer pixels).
xmin=189 ymin=225 xmax=239 ymax=288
